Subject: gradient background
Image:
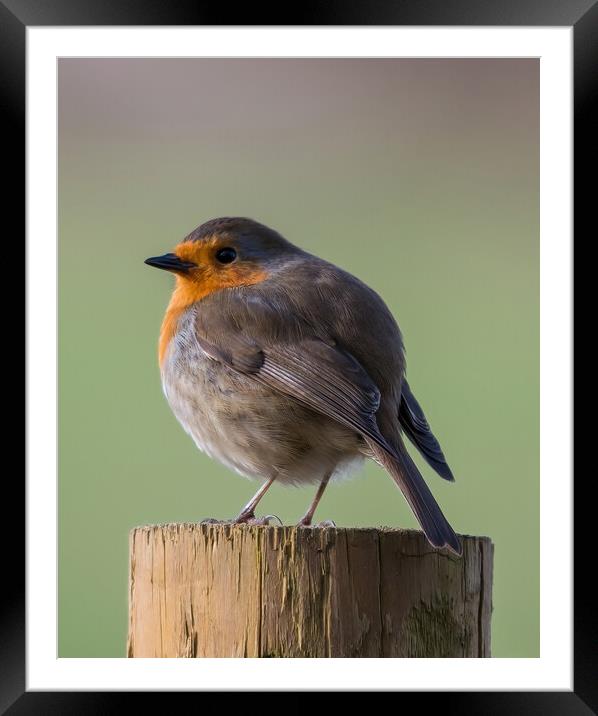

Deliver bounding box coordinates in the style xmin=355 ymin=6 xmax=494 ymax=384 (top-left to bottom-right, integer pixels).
xmin=58 ymin=58 xmax=539 ymax=658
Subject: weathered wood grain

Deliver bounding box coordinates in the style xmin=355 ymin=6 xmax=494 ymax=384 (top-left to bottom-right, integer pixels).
xmin=127 ymin=524 xmax=493 ymax=658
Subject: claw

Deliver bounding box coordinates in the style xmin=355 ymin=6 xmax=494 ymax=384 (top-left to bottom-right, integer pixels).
xmin=199 ymin=517 xmax=231 ymax=525
xmin=316 ymin=519 xmax=336 ymax=528
xmin=234 ymin=511 xmax=282 ymax=526
xmin=297 ymin=518 xmax=336 ymax=528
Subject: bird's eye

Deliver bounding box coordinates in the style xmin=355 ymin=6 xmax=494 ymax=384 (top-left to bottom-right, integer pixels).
xmin=215 ymin=247 xmax=237 ymax=264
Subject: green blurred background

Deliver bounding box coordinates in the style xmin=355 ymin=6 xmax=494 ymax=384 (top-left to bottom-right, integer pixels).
xmin=58 ymin=59 xmax=539 ymax=657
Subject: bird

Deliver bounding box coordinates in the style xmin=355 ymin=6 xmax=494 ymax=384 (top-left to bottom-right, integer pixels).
xmin=145 ymin=217 xmax=462 ymax=555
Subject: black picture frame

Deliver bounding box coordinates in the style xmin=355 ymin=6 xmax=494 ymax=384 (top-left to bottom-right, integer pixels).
xmin=7 ymin=0 xmax=588 ymax=712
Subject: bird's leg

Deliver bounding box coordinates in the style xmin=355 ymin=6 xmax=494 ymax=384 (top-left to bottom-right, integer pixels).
xmin=234 ymin=475 xmax=280 ymax=525
xmin=297 ymin=472 xmax=335 ymax=527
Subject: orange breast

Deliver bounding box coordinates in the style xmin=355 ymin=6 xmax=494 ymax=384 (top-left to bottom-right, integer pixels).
xmin=158 ymin=264 xmax=267 ymax=367
xmin=158 ymin=282 xmax=202 ymax=367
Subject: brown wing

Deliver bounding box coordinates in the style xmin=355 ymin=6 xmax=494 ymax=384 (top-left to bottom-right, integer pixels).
xmin=196 ymin=331 xmax=398 ymax=458
xmin=399 ymin=380 xmax=455 ymax=481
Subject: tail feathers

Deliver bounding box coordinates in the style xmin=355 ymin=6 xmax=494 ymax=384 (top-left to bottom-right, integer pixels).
xmin=368 ymin=438 xmax=462 ymax=556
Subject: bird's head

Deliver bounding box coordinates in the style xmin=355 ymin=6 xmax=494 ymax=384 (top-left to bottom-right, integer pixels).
xmin=145 ymin=217 xmax=298 ymax=297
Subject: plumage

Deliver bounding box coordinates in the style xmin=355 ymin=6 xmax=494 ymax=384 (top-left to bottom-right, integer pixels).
xmin=149 ymin=217 xmax=461 ymax=555
xmin=399 ymin=380 xmax=455 ymax=481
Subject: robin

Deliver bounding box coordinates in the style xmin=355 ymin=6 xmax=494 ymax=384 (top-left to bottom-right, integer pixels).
xmin=145 ymin=217 xmax=461 ymax=555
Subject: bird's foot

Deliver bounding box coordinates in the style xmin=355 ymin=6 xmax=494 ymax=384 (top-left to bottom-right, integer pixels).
xmin=199 ymin=517 xmax=231 ymax=525
xmin=297 ymin=518 xmax=337 ymax=528
xmin=234 ymin=510 xmax=283 ymax=526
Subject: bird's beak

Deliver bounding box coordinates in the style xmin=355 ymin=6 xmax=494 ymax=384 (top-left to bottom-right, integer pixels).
xmin=144 ymin=253 xmax=196 ymax=274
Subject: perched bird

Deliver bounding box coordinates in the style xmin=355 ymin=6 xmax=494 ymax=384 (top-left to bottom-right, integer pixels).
xmin=145 ymin=217 xmax=461 ymax=555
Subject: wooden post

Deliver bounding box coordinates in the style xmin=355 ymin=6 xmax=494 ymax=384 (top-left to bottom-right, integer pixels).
xmin=127 ymin=523 xmax=493 ymax=658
